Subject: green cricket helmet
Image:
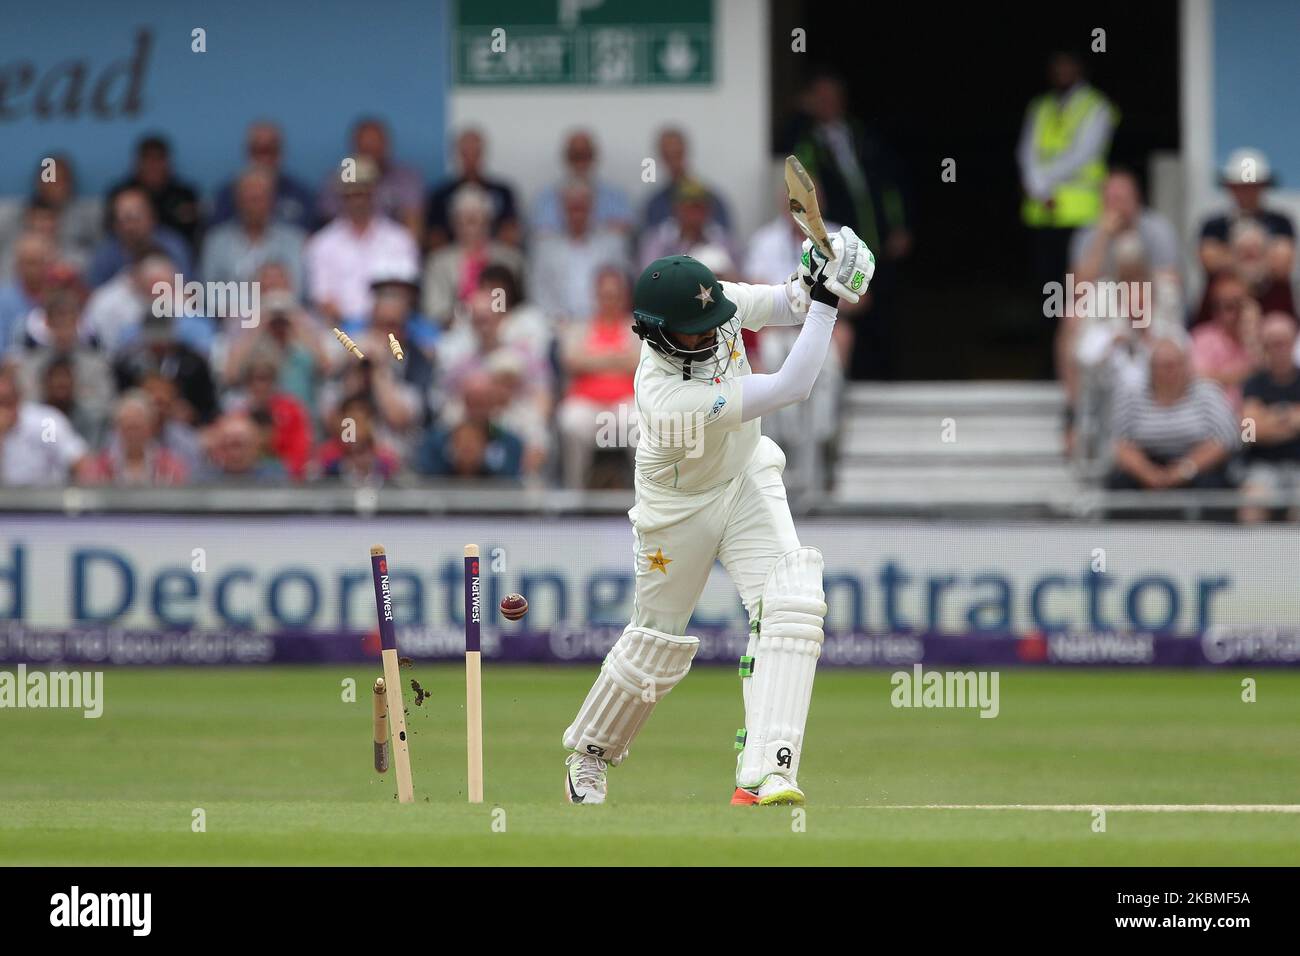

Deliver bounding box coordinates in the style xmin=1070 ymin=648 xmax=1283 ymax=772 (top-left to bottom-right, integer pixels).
xmin=632 ymin=255 xmax=740 ymax=381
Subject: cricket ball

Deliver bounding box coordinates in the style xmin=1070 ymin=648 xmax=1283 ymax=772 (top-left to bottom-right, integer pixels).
xmin=500 ymin=593 xmax=528 ymax=622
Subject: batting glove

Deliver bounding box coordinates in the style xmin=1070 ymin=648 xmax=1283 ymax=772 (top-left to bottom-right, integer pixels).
xmin=799 ymin=227 xmax=875 ymax=305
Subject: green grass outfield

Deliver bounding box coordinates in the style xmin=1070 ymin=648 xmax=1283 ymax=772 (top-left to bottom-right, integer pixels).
xmin=1 ymin=666 xmax=1298 ymax=865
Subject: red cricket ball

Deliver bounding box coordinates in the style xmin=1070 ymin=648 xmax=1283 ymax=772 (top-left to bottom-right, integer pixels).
xmin=500 ymin=593 xmax=528 ymax=621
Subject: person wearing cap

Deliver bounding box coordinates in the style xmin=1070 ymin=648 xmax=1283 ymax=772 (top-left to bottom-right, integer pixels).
xmin=1199 ymin=148 xmax=1295 ymax=283
xmin=304 ymin=156 xmax=418 ymax=323
xmin=333 ymin=264 xmax=440 ymax=444
xmin=342 ymin=264 xmax=441 ymax=357
xmin=561 ymin=228 xmax=875 ymax=808
xmin=317 ymin=117 xmax=426 ymax=240
xmin=638 ymin=177 xmax=738 ymax=270
xmin=314 ymin=264 xmax=436 ymax=463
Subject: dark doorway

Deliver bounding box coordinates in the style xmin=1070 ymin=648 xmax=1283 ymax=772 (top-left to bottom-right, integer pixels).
xmin=770 ymin=0 xmax=1181 ymax=379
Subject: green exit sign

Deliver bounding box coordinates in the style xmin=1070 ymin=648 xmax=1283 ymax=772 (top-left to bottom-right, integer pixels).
xmin=454 ymin=0 xmax=714 ymax=86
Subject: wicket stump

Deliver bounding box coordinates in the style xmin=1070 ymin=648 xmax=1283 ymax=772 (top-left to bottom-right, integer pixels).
xmin=464 ymin=544 xmax=483 ymax=803
xmin=372 ymin=677 xmax=390 ymax=774
xmin=370 ymin=545 xmax=414 ymax=803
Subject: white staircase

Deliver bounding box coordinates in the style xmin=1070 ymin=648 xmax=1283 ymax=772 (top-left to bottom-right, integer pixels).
xmin=829 ymin=382 xmax=1083 ymax=512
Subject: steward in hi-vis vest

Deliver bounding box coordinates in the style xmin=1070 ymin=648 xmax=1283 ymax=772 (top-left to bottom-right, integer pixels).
xmin=1019 ymin=83 xmax=1118 ymax=229
xmin=1017 ymin=52 xmax=1118 ymax=377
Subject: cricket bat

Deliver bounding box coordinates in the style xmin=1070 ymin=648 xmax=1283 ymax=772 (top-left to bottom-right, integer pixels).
xmin=784 ymin=155 xmax=835 ymax=260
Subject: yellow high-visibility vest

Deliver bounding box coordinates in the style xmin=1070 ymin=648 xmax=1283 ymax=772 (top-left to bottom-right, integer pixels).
xmin=1021 ymin=86 xmax=1117 ymax=229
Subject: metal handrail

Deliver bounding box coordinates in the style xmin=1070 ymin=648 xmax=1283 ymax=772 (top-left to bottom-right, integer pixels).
xmin=0 ymin=484 xmax=635 ymax=516
xmin=1 ymin=482 xmax=1297 ymax=521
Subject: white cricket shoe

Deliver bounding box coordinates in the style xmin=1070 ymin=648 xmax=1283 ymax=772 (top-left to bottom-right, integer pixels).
xmin=564 ymin=752 xmax=608 ymax=805
xmin=731 ymin=774 xmax=805 ymax=806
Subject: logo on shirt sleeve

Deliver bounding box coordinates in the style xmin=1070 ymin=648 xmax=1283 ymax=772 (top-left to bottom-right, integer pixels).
xmin=708 ymin=395 xmax=727 ymax=419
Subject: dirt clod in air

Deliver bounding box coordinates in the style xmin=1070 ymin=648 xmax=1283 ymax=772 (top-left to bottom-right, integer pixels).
xmin=411 ymin=679 xmax=431 ymax=707
xmin=399 ymin=657 xmax=414 ymax=668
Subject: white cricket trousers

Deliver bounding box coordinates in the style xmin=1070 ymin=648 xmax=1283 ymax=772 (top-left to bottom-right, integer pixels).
xmin=627 ymin=435 xmax=802 ymax=636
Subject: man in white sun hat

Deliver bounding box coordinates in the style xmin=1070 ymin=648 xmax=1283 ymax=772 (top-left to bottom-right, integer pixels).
xmin=1199 ymin=147 xmax=1295 ymax=283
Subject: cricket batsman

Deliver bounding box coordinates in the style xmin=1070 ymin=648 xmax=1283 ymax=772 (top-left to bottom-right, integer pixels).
xmin=562 ymin=227 xmax=874 ymax=805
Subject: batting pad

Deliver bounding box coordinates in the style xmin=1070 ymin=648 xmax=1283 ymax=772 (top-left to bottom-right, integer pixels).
xmin=563 ymin=627 xmax=700 ymax=766
xmin=737 ymin=547 xmax=826 ymax=788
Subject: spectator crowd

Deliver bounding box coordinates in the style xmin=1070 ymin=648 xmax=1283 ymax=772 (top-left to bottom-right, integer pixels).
xmin=0 ymin=72 xmax=906 ymax=495
xmin=7 ymin=58 xmax=1295 ymax=523
xmin=0 ymin=95 xmax=890 ymax=492
xmin=1051 ymin=150 xmax=1300 ymax=521
xmin=1018 ymin=53 xmax=1300 ymax=521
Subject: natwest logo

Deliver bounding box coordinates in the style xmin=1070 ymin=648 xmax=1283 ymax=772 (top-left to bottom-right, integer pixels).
xmin=380 ymin=575 xmax=393 ymax=622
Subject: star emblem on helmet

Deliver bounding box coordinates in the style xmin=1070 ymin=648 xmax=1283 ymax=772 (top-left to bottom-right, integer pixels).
xmin=694 ymin=283 xmax=714 ymax=308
